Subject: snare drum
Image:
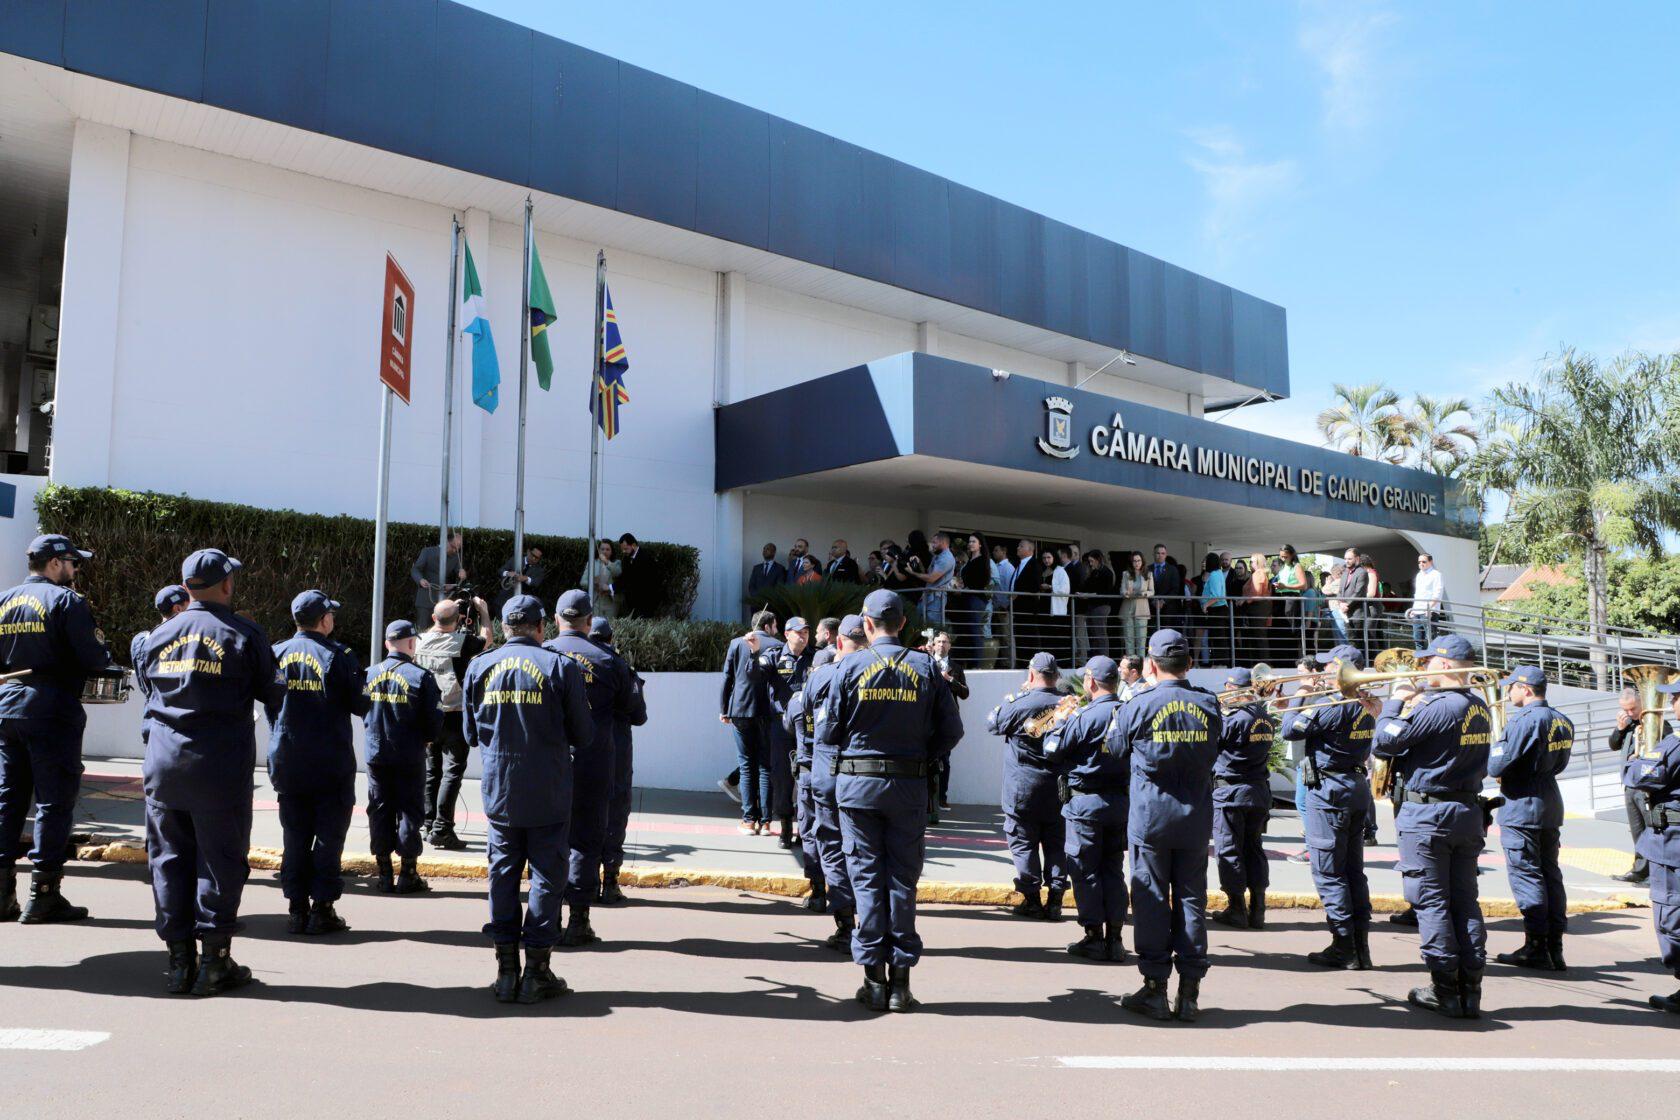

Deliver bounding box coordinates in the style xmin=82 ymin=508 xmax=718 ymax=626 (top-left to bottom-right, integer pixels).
xmin=81 ymin=667 xmax=132 ymax=705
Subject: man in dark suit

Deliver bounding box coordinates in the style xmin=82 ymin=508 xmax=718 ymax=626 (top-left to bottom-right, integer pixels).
xmin=825 ymin=540 xmax=861 ymax=583
xmin=746 ymin=543 xmax=788 ymax=604
xmin=615 ymin=533 xmax=651 ymax=617
xmin=1150 ymin=543 xmax=1186 ymax=634
xmin=1008 ymin=539 xmax=1044 ymax=667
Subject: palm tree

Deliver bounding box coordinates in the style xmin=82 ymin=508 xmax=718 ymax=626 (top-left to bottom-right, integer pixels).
xmin=1398 ymin=394 xmax=1480 ymax=475
xmin=1470 ymin=348 xmax=1680 ymax=686
xmin=1315 ymin=382 xmax=1406 ymax=460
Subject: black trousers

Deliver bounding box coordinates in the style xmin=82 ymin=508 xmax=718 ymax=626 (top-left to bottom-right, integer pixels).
xmin=1627 ymin=788 xmax=1651 ymax=878
xmin=425 ymin=709 xmax=470 ymax=832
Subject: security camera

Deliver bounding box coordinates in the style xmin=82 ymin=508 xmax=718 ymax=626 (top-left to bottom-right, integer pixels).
xmin=991 ymin=368 xmax=1011 ymax=381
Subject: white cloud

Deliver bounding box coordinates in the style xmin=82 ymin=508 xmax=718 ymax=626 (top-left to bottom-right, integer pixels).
xmin=1297 ymin=0 xmax=1397 ymax=134
xmin=1185 ymin=129 xmax=1300 ymax=253
xmin=1215 ymin=396 xmax=1325 ymax=450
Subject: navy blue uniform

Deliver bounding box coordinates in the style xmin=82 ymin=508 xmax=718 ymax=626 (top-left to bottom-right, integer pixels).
xmin=0 ymin=575 xmax=112 ymax=874
xmin=1214 ymin=703 xmax=1275 ymax=904
xmin=801 ymin=654 xmax=853 ymax=913
xmin=463 ymin=637 xmax=593 ymax=947
xmin=786 ymin=652 xmax=829 ymax=893
xmin=363 ymin=653 xmax=442 ymax=860
xmin=1489 ymin=702 xmax=1573 ymax=936
xmin=130 ymin=629 xmax=151 ymax=744
xmin=1626 ymin=729 xmax=1680 ymax=976
xmin=821 ymin=637 xmax=963 ymax=967
xmin=591 ymin=634 xmax=646 ymax=879
xmin=1046 ymin=694 xmax=1126 ymax=929
xmin=1373 ymin=688 xmax=1494 ymax=973
xmin=719 ymin=630 xmax=784 ymax=824
xmin=544 ymin=630 xmax=640 ymax=907
xmin=263 ymin=630 xmax=369 ymax=905
xmin=1114 ymin=679 xmax=1221 ymax=981
xmin=1281 ymin=701 xmax=1375 ymax=936
xmin=140 ymin=602 xmax=280 ymax=941
xmin=987 ymin=687 xmax=1070 ymax=898
xmin=757 ymin=642 xmax=813 ymax=826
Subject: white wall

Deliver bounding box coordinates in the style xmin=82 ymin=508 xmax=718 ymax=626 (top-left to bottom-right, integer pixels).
xmin=740 ymin=281 xmax=914 ymax=400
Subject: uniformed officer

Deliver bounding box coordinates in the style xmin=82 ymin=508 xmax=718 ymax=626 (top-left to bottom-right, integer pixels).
xmin=1044 ymin=656 xmax=1127 ymax=959
xmin=801 ymin=616 xmax=863 ymax=950
xmin=755 ymin=616 xmax=814 ymax=849
xmin=139 ymin=549 xmax=281 ymax=995
xmin=986 ymin=652 xmax=1070 ymax=921
xmin=1370 ymin=633 xmax=1494 ymax=1019
xmin=786 ymin=640 xmax=835 ymax=912
xmin=1488 ymin=664 xmax=1574 ymax=972
xmin=1626 ymin=677 xmax=1680 ymax=1014
xmin=463 ymin=594 xmax=592 ymax=1003
xmin=131 ymin=585 xmax=189 ymax=683
xmin=1113 ymin=630 xmax=1221 ymax=1023
xmin=265 ymin=590 xmax=370 ymax=935
xmin=1281 ymin=644 xmax=1376 ymax=969
xmin=719 ymin=611 xmax=784 ymax=833
xmin=821 ymin=590 xmax=962 ymax=1012
xmin=589 ymin=618 xmax=647 ymax=907
xmin=1211 ymin=667 xmax=1276 ymax=930
xmin=364 ymin=620 xmax=442 ymax=895
xmin=0 ymin=534 xmax=113 ymax=924
xmin=545 ymin=589 xmax=643 ymax=947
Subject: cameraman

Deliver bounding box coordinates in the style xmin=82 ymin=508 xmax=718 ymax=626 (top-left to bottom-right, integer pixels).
xmin=414 ymin=594 xmax=492 ymax=850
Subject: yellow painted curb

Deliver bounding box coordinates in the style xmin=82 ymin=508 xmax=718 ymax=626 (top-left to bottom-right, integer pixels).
xmin=75 ymin=840 xmax=1647 ymax=916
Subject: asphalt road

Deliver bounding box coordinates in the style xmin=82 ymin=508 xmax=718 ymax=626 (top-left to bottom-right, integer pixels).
xmin=1 ymin=861 xmax=1676 ymax=1118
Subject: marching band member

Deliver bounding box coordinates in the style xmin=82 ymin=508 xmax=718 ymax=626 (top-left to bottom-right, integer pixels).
xmin=986 ymin=652 xmax=1071 ymax=922
xmin=1211 ymin=668 xmax=1276 ymax=930
xmin=1626 ymin=677 xmax=1680 ymax=1014
xmin=1045 ymin=656 xmax=1128 ymax=960
xmin=364 ymin=620 xmax=442 ymax=895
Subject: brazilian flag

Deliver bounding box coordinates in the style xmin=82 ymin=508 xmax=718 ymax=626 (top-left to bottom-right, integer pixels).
xmin=528 ymin=244 xmax=556 ymax=390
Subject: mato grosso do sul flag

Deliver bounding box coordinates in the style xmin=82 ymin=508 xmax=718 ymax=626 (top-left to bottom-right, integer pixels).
xmin=461 ymin=241 xmax=500 ymax=412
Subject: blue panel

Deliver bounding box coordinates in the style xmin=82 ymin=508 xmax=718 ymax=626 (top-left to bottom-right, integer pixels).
xmin=996 ymin=201 xmax=1044 ymax=327
xmin=1231 ymin=293 xmax=1289 ymax=396
xmin=696 ymin=93 xmax=768 ymax=250
xmin=0 ymin=480 xmax=15 ymax=520
xmin=1125 ymin=251 xmax=1165 ymax=361
xmin=434 ymin=2 xmax=530 ymax=187
xmin=1161 ymin=265 xmax=1199 ymax=372
xmin=1084 ymin=237 xmax=1126 ymax=347
xmin=204 ymin=0 xmax=329 ymax=134
xmin=767 ymin=120 xmax=838 ymax=269
xmin=714 ymin=362 xmax=909 ymax=490
xmin=1196 ymin=275 xmax=1234 ymax=380
xmin=616 ymin=64 xmax=698 ymax=231
xmin=0 ymin=0 xmax=66 ymax=65
xmin=944 ymin=183 xmax=999 ymax=314
xmin=529 ymin=34 xmax=617 ymax=210
xmin=889 ymin=162 xmax=950 ymax=298
xmin=324 ymin=0 xmax=439 ymax=166
xmin=1040 ymin=220 xmax=1087 ymax=340
xmin=832 ymin=143 xmax=894 ymax=285
xmin=64 ymin=0 xmax=205 ymax=101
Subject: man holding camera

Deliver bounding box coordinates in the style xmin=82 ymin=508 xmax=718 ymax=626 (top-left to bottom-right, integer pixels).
xmin=414 ymin=594 xmax=491 ymax=850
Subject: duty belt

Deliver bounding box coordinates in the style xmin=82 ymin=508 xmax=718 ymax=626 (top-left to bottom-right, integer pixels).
xmin=1652 ymin=802 xmax=1680 ymax=830
xmin=1213 ymin=776 xmax=1262 ymax=789
xmin=835 ymin=757 xmax=927 ymax=779
xmin=1322 ymin=764 xmax=1368 ymax=776
xmin=1403 ymin=789 xmax=1479 ymax=807
xmin=1069 ymin=780 xmax=1127 ymax=795
xmin=797 ymin=759 xmax=813 ymax=773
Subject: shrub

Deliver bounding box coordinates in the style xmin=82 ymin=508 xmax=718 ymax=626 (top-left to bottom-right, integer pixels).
xmin=604 ymin=617 xmax=739 ymax=673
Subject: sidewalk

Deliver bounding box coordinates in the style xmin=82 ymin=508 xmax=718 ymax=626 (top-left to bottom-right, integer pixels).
xmin=69 ymin=761 xmax=1649 ymax=915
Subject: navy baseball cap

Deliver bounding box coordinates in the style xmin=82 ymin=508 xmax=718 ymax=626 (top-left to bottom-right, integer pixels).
xmin=1083 ymin=655 xmax=1120 ymax=684
xmin=291 ymin=589 xmax=340 ymax=623
xmin=1416 ymin=633 xmax=1476 ymax=661
xmin=153 ymin=584 xmax=189 ymax=612
xmin=1225 ymin=667 xmax=1253 ymax=689
xmin=27 ymin=534 xmax=91 ymax=562
xmin=385 ymin=620 xmax=417 ymax=641
xmin=589 ymin=617 xmax=613 ymax=640
xmin=182 ymin=548 xmax=242 ymax=589
xmin=1029 ymin=651 xmax=1060 ymax=675
xmin=502 ymin=594 xmax=545 ymax=626
xmin=838 ymin=613 xmax=867 ymax=641
xmin=784 ymin=616 xmax=809 ymax=633
xmin=861 ymin=589 xmax=904 ymax=623
xmin=1148 ymin=629 xmax=1190 ymax=659
xmin=556 ymin=589 xmax=592 ymax=619
xmin=1316 ymin=644 xmax=1366 ymax=669
xmin=1499 ymin=664 xmax=1545 ymax=689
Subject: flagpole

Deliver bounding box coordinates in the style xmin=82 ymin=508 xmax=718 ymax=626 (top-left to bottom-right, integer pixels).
xmin=370 ymin=384 xmax=395 ymax=661
xmin=513 ymin=197 xmax=533 ymax=566
xmin=438 ymin=215 xmax=461 ymax=591
xmin=585 ymin=250 xmax=605 ymax=602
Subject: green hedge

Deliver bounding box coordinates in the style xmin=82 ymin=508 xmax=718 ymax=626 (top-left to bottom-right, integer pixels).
xmin=35 ymin=484 xmax=700 ymax=661
xmin=598 ymin=617 xmax=738 ymax=673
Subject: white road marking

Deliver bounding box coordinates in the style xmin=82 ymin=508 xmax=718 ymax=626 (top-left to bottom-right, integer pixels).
xmin=0 ymin=1029 xmax=111 ymax=1052
xmin=1057 ymin=1056 xmax=1680 ymax=1073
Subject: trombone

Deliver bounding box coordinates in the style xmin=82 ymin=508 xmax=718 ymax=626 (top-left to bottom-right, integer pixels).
xmin=1216 ymin=664 xmax=1316 ymax=709
xmin=1282 ymin=649 xmax=1498 ymax=714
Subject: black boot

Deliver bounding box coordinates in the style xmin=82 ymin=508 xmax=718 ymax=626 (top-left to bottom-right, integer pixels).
xmin=1067 ymin=924 xmax=1108 ymax=961
xmin=1247 ymin=889 xmax=1266 ymax=929
xmin=165 ymin=939 xmax=198 ymax=995
xmin=1459 ymin=967 xmax=1483 ymax=1019
xmin=1043 ymin=889 xmax=1065 ymax=922
xmin=802 ymin=880 xmax=827 ymax=913
xmin=1307 ymin=924 xmax=1363 ymax=969
xmin=1389 ymin=906 xmax=1419 ymax=927
xmin=1106 ymin=924 xmax=1130 ymax=964
xmin=1121 ymin=976 xmax=1172 ymax=1021
xmin=888 ymin=964 xmax=918 ymax=1013
xmin=855 ymin=964 xmax=889 ymax=1012
xmin=825 ymin=911 xmax=854 ymax=953
xmin=307 ymin=899 xmax=349 ymax=935
xmin=1495 ymin=932 xmax=1551 ymax=971
xmin=1210 ymin=893 xmax=1249 ymax=929
xmin=518 ymin=945 xmax=571 ymax=1004
xmin=374 ymin=854 xmax=395 ymax=894
xmin=19 ymin=870 xmax=88 ymax=924
xmin=1353 ymin=925 xmax=1372 ymax=970
xmin=600 ymin=869 xmax=628 ymax=907
xmin=395 ymin=856 xmax=430 ymax=895
xmin=492 ymin=943 xmax=521 ymax=1004
xmin=191 ymin=935 xmax=251 ymax=997
xmin=1545 ymin=932 xmax=1567 ymax=972
xmin=1649 ymin=986 xmax=1680 ymax=1014
xmin=778 ymin=817 xmax=796 ymax=849
xmin=430 ymin=823 xmax=468 ymax=851
xmin=1174 ymin=977 xmax=1201 ymax=1023
xmin=286 ymin=898 xmax=310 ymax=936
xmin=1010 ymin=889 xmax=1045 ymax=919
xmin=1407 ymin=969 xmax=1466 ymax=1019
xmin=0 ymin=869 xmax=19 ymax=923
xmin=562 ymin=905 xmax=599 ymax=948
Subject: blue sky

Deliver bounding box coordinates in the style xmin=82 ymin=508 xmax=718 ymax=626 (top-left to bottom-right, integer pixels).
xmin=468 ymin=0 xmax=1680 ymax=447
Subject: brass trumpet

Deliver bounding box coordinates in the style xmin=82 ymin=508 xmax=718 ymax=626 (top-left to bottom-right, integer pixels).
xmin=1284 ymin=658 xmax=1498 ymax=714
xmin=1623 ymin=663 xmax=1680 ymax=753
xmin=1215 ymin=667 xmax=1285 ymax=709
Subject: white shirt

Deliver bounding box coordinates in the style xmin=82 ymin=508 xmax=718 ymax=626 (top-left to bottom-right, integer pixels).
xmin=1411 ymin=567 xmax=1445 ymax=613
xmin=1050 ymin=565 xmax=1071 ymax=615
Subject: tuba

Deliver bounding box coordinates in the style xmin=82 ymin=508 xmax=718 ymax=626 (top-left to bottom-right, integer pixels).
xmin=1623 ymin=664 xmax=1680 ymax=755
xmin=1022 ymin=692 xmax=1086 ymax=739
